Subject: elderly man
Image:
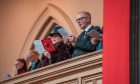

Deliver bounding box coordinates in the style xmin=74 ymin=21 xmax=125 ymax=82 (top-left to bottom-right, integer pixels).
xmin=26 ymin=50 xmax=41 ymax=71
xmin=67 ymin=11 xmax=102 ymax=57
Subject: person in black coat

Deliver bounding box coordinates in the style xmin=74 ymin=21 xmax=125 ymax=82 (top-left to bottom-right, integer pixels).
xmin=49 ymin=26 xmax=72 ymax=64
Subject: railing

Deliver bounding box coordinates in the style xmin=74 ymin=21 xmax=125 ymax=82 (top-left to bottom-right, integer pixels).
xmin=0 ymin=50 xmax=102 ymax=84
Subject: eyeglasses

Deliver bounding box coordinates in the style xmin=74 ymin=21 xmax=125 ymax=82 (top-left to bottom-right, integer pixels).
xmin=76 ymin=17 xmax=87 ymax=22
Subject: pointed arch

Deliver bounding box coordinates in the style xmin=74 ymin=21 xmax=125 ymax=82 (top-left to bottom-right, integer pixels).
xmin=19 ymin=4 xmax=77 ymax=58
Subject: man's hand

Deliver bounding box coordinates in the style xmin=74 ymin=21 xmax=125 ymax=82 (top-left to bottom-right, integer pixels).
xmin=91 ymin=38 xmax=98 ymax=45
xmin=63 ymin=37 xmax=70 ymax=45
xmin=68 ymin=35 xmax=77 ymax=42
xmin=63 ymin=35 xmax=77 ymax=46
xmin=43 ymin=51 xmax=51 ymax=59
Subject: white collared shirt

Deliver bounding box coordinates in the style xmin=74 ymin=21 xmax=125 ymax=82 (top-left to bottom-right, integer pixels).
xmin=84 ymin=25 xmax=92 ymax=32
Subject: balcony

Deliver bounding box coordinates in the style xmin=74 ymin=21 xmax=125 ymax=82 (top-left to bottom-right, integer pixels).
xmin=0 ymin=50 xmax=102 ymax=84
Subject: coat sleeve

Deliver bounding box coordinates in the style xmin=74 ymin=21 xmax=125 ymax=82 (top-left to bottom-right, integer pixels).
xmin=75 ymin=35 xmax=97 ymax=52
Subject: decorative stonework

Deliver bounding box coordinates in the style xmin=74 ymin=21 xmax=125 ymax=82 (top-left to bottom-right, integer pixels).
xmin=0 ymin=50 xmax=102 ymax=84
xmin=57 ymin=79 xmax=79 ymax=84
xmin=81 ymin=73 xmax=102 ymax=84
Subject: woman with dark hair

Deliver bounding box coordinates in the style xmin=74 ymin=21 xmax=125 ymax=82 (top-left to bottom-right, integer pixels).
xmin=15 ymin=58 xmax=27 ymax=75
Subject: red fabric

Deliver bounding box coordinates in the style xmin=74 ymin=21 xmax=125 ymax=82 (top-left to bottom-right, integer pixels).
xmin=17 ymin=69 xmax=27 ymax=75
xmin=103 ymin=0 xmax=130 ymax=84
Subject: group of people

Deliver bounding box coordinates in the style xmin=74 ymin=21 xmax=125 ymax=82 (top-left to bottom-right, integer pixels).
xmin=14 ymin=11 xmax=103 ymax=75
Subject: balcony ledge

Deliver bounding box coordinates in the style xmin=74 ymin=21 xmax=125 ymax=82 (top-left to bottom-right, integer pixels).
xmin=1 ymin=50 xmax=102 ymax=84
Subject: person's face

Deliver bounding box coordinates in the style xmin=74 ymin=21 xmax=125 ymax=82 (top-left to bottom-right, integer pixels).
xmin=76 ymin=13 xmax=90 ymax=29
xmin=15 ymin=61 xmax=24 ymax=70
xmin=51 ymin=34 xmax=63 ymax=44
xmin=30 ymin=55 xmax=39 ymax=62
xmin=27 ymin=53 xmax=38 ymax=62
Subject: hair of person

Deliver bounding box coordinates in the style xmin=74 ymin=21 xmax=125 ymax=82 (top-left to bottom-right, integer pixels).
xmin=28 ymin=50 xmax=39 ymax=57
xmin=16 ymin=58 xmax=27 ymax=71
xmin=79 ymin=11 xmax=91 ymax=20
xmin=31 ymin=50 xmax=39 ymax=56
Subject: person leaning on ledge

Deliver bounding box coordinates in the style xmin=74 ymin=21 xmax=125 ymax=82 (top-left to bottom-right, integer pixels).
xmin=65 ymin=11 xmax=102 ymax=57
xmin=26 ymin=50 xmax=41 ymax=71
xmin=14 ymin=58 xmax=27 ymax=75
